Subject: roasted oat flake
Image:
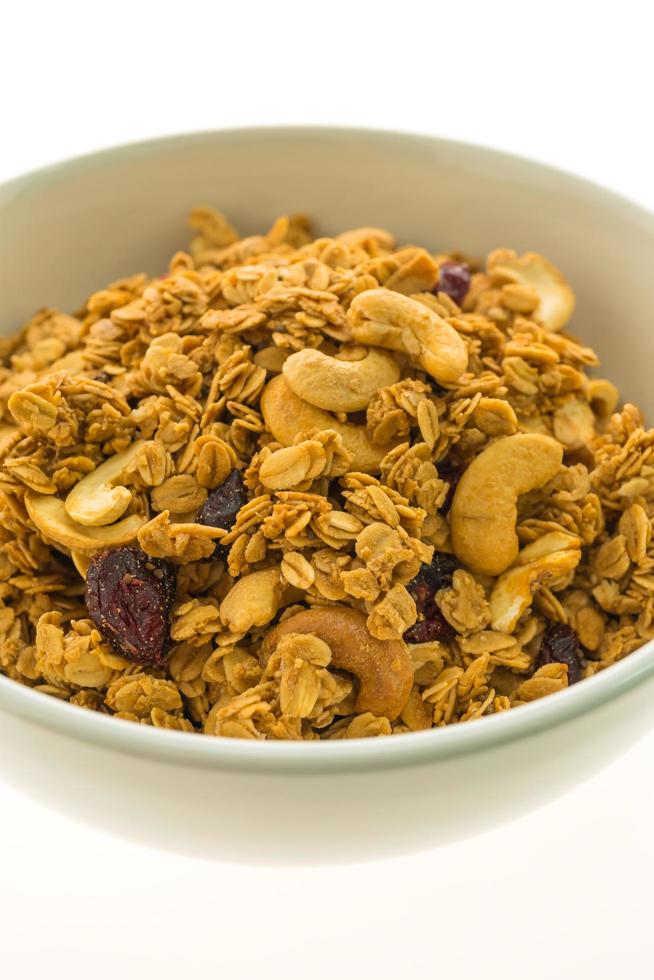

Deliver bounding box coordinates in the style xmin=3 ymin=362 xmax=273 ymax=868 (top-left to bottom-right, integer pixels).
xmin=0 ymin=211 xmax=647 ymax=738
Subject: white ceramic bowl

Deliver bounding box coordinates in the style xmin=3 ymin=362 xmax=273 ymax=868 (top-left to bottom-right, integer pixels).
xmin=1 ymin=127 xmax=654 ymax=865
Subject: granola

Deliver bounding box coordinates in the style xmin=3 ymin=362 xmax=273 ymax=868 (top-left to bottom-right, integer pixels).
xmin=0 ymin=208 xmax=651 ymax=739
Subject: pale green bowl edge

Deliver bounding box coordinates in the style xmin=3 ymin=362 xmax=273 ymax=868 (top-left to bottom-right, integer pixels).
xmin=1 ymin=124 xmax=653 ymax=776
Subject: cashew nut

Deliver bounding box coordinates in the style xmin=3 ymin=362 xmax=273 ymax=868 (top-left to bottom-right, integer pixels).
xmin=261 ymin=607 xmax=413 ymax=720
xmin=489 ymin=532 xmax=581 ymax=632
xmin=450 ymin=433 xmax=563 ymax=576
xmin=220 ymin=568 xmax=291 ymax=635
xmin=346 ymin=288 xmax=468 ymax=384
xmin=25 ymin=491 xmax=147 ymax=554
xmin=487 ymin=249 xmax=575 ymax=332
xmin=282 ymin=347 xmax=400 ymax=412
xmin=260 ymin=375 xmax=396 ymax=474
xmin=64 ymin=441 xmax=145 ymax=527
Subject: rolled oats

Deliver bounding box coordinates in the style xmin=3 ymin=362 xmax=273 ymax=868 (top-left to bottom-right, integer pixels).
xmin=0 ymin=206 xmax=652 ymax=739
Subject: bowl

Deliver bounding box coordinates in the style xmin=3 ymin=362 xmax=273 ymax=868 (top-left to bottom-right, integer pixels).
xmin=1 ymin=127 xmax=654 ymax=865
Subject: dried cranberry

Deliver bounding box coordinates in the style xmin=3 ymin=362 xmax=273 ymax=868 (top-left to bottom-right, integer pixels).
xmin=197 ymin=469 xmax=246 ymax=532
xmin=403 ymin=553 xmax=458 ymax=644
xmin=435 ymin=261 xmax=471 ymax=306
xmin=85 ymin=547 xmax=176 ymax=667
xmin=537 ymin=622 xmax=583 ymax=685
xmin=407 ymin=553 xmax=457 ymax=612
xmin=437 ymin=456 xmax=466 ymax=513
xmin=404 ymin=613 xmax=454 ymax=645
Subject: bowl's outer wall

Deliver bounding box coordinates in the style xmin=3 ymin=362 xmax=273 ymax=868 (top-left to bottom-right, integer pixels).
xmin=1 ymin=673 xmax=653 ymax=864
xmin=2 ymin=129 xmax=654 ymax=861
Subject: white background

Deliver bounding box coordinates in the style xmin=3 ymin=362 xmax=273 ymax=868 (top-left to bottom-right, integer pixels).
xmin=2 ymin=2 xmax=654 ymax=977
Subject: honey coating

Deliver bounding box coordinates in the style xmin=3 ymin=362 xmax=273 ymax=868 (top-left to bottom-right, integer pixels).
xmin=0 ymin=206 xmax=649 ymax=740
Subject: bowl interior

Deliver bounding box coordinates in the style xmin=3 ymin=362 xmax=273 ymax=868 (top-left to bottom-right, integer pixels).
xmin=2 ymin=129 xmax=654 ymax=415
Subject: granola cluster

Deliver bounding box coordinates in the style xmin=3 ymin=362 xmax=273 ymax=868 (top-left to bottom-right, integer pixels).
xmin=0 ymin=208 xmax=651 ymax=740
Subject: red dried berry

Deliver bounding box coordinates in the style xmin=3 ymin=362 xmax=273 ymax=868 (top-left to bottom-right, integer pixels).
xmin=435 ymin=261 xmax=471 ymax=306
xmin=407 ymin=554 xmax=457 ymax=613
xmin=417 ymin=553 xmax=458 ymax=593
xmin=403 ymin=553 xmax=458 ymax=644
xmin=404 ymin=613 xmax=454 ymax=645
xmin=197 ymin=469 xmax=247 ymax=532
xmin=538 ymin=622 xmax=583 ymax=685
xmin=437 ymin=456 xmax=466 ymax=514
xmin=85 ymin=547 xmax=176 ymax=667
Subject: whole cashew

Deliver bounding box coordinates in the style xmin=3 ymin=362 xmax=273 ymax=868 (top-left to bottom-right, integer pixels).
xmin=346 ymin=288 xmax=468 ymax=384
xmin=260 ymin=607 xmax=413 ymax=720
xmin=65 ymin=441 xmax=145 ymax=527
xmin=487 ymin=249 xmax=575 ymax=332
xmin=260 ymin=375 xmax=397 ymax=474
xmin=25 ymin=491 xmax=147 ymax=554
xmin=489 ymin=531 xmax=581 ymax=632
xmin=220 ymin=568 xmax=294 ymax=635
xmin=450 ymin=433 xmax=563 ymax=576
xmin=282 ymin=347 xmax=400 ymax=412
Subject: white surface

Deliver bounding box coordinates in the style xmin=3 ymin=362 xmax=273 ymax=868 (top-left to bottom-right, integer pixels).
xmin=2 ymin=2 xmax=654 ymax=977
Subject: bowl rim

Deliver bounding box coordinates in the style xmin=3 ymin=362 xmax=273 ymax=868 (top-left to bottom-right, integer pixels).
xmin=2 ymin=123 xmax=654 ymax=776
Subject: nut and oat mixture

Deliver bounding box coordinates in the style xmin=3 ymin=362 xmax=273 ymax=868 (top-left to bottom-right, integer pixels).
xmin=0 ymin=207 xmax=651 ymax=739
